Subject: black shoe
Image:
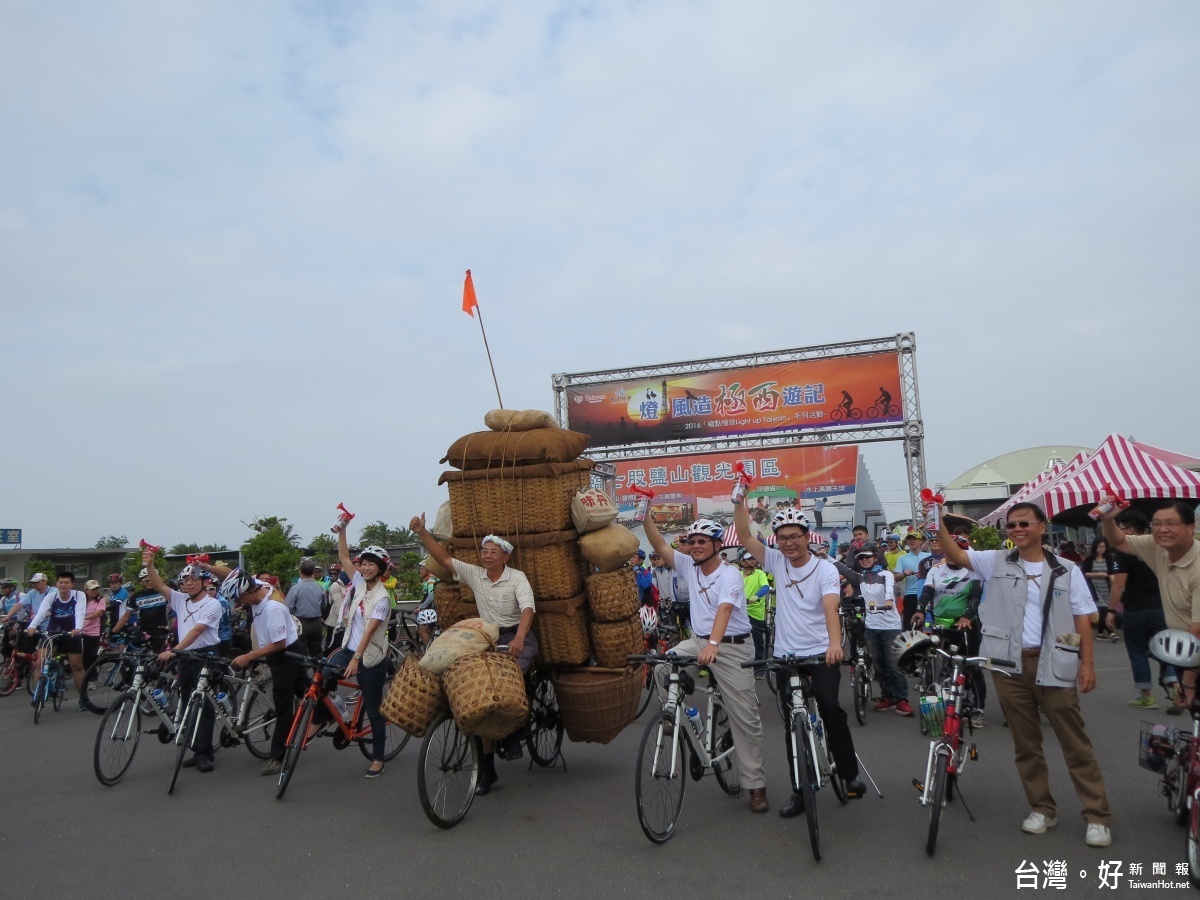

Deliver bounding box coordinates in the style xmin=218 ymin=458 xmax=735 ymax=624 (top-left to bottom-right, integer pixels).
xmin=843 ymin=779 xmax=866 ymax=799
xmin=475 ymin=769 xmax=497 ymax=796
xmin=780 ymin=791 xmax=805 ymax=818
xmin=181 ymin=756 xmax=198 ymax=769
xmin=498 ymin=735 xmax=524 ymax=761
xmin=195 ymin=755 xmax=214 ymax=773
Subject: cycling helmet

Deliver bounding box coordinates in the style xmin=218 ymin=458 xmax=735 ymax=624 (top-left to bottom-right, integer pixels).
xmin=893 ymin=630 xmax=935 ymax=676
xmin=108 ymin=572 xmax=123 ymax=582
xmin=1151 ymin=629 xmax=1200 ymax=669
xmin=886 ymin=533 xmax=901 ymax=543
xmin=771 ymin=508 xmax=811 ymax=533
xmin=639 ymin=605 xmax=660 ymax=635
xmin=0 ymin=578 xmax=16 ymax=588
xmin=854 ymin=547 xmax=878 ymax=560
xmin=137 ymin=568 xmax=150 ymax=580
xmin=952 ymin=535 xmax=971 ymax=549
xmin=178 ymin=564 xmax=211 ymax=581
xmin=686 ymin=519 xmax=724 ymax=541
xmin=218 ymin=567 xmax=257 ymax=604
xmin=329 ymin=563 xmax=342 ymax=574
xmin=358 ymin=545 xmax=391 ymax=568
xmin=415 ymin=608 xmax=439 ymax=627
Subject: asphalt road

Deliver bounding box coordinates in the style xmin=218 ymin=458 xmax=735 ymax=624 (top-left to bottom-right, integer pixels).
xmin=0 ymin=639 xmax=1192 ymax=900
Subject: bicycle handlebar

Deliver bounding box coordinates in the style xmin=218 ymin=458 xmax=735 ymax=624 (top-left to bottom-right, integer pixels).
xmin=740 ymin=655 xmax=827 ymax=670
xmin=173 ymin=649 xmax=234 ymax=668
xmin=931 ymin=647 xmax=1016 ymax=672
xmin=627 ymin=653 xmax=699 ymax=667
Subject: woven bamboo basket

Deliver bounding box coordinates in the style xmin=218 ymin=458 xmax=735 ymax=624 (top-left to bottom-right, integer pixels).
xmin=534 ymin=593 xmax=591 ymax=666
xmin=439 ymin=460 xmax=593 ymax=537
xmin=585 ymin=568 xmax=639 ymax=623
xmin=432 ymin=583 xmax=479 ymax=629
xmin=442 ymin=652 xmax=530 ymax=741
xmin=380 ymin=655 xmax=447 ymax=738
xmin=578 ymin=524 xmax=641 ymax=574
xmin=551 ymin=666 xmax=641 ymax=744
xmin=450 ymin=530 xmax=583 ymax=602
xmin=589 ymin=615 xmax=643 ymax=668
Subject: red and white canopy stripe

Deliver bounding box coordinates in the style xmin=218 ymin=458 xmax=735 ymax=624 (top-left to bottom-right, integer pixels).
xmin=984 ymin=452 xmax=1088 ymax=526
xmin=720 ymin=524 xmax=777 ymax=547
xmin=1043 ymin=433 xmax=1200 ymax=517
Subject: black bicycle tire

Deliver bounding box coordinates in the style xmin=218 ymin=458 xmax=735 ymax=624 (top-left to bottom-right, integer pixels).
xmin=94 ymin=692 xmax=141 ymax=786
xmin=1171 ymin=756 xmax=1190 ymax=826
xmin=53 ymin=669 xmax=65 ymax=711
xmin=25 ymin=665 xmax=36 ymax=696
xmin=169 ymin=698 xmax=201 ymax=796
xmin=527 ymin=678 xmax=564 ymax=767
xmin=634 ymin=663 xmax=655 ymax=719
xmin=417 ymin=712 xmax=478 ymax=829
xmin=83 ymin=654 xmax=126 ymax=714
xmin=635 ymin=711 xmax=687 ymax=844
xmin=0 ymin=657 xmax=17 ymax=696
xmin=240 ymin=683 xmax=275 ymax=760
xmin=801 ymin=728 xmax=821 ymax=861
xmin=926 ymin=750 xmax=949 ymax=856
xmin=33 ymin=674 xmax=47 ymax=725
xmin=853 ymin=665 xmax=868 ymax=726
xmin=277 ymin=698 xmax=314 ymax=799
xmin=711 ymin=702 xmax=741 ymax=796
xmin=1188 ymin=794 xmax=1200 ymax=883
xmin=358 ymin=718 xmax=410 ymax=761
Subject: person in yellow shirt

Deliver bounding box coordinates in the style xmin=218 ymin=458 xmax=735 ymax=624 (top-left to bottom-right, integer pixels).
xmin=739 ymin=550 xmax=773 ymax=676
xmin=883 ymin=534 xmax=904 ymax=572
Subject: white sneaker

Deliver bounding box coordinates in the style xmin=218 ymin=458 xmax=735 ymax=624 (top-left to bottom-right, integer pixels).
xmin=1022 ymin=812 xmax=1058 ymax=834
xmin=1085 ymin=823 xmax=1112 ymax=847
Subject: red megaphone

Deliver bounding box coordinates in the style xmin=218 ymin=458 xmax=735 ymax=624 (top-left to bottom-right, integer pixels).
xmin=139 ymin=538 xmax=161 ymax=554
xmin=186 ymin=554 xmax=210 ymax=566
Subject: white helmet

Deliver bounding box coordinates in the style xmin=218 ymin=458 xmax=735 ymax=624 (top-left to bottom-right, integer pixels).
xmin=686 ymin=519 xmax=724 ymax=540
xmin=178 ymin=564 xmax=210 ymax=581
xmin=771 ymin=508 xmax=811 ymax=533
xmin=137 ymin=568 xmax=150 ymax=580
xmin=893 ymin=630 xmax=935 ymax=675
xmin=639 ymin=605 xmax=659 ymax=635
xmin=1151 ymin=629 xmax=1200 ymax=669
xmin=359 ymin=545 xmax=391 ymax=568
xmin=416 ymin=608 xmax=439 ymax=627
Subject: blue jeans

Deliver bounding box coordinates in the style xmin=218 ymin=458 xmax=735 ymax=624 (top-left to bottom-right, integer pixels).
xmin=1122 ymin=608 xmax=1177 ymax=692
xmin=867 ymin=628 xmax=907 ymax=701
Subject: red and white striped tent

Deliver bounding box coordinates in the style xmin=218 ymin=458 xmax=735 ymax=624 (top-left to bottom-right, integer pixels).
xmin=720 ymin=524 xmax=777 ymax=547
xmin=984 ymin=452 xmax=1088 ymax=527
xmin=1043 ymin=433 xmax=1200 ymax=518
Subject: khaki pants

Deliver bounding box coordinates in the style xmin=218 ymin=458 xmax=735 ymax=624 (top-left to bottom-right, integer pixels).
xmin=665 ymin=636 xmax=766 ymax=790
xmin=992 ymin=654 xmax=1112 ymax=826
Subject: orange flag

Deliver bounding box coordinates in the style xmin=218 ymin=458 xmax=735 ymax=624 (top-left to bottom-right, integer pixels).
xmin=462 ymin=269 xmax=478 ymax=317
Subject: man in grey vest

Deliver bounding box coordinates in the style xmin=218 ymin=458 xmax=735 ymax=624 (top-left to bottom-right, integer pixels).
xmin=938 ymin=503 xmax=1112 ymax=848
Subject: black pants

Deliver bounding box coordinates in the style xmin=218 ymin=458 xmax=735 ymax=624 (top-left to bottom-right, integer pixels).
xmin=266 ymin=643 xmax=305 ymax=761
xmin=178 ymin=653 xmax=216 ymax=758
xmin=777 ymin=661 xmax=859 ymax=784
xmin=298 ymin=619 xmax=324 ymax=659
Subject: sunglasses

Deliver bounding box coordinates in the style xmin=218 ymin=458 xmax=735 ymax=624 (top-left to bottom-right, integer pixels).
xmin=1005 ymin=520 xmax=1040 ymax=530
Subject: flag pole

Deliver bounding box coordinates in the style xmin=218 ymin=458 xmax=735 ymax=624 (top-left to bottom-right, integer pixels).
xmin=475 ymin=302 xmax=504 ymax=409
xmin=463 ymin=269 xmax=504 ymax=409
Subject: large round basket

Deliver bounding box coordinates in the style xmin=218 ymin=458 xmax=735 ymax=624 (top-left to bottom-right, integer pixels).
xmin=433 ymin=583 xmax=479 ymax=629
xmin=589 ymin=615 xmax=643 ymax=668
xmin=440 ymin=460 xmax=593 ymax=537
xmin=534 ymin=593 xmax=591 ymax=666
xmin=586 ymin=569 xmax=639 ymax=623
xmin=442 ymin=652 xmax=529 ymax=741
xmin=551 ymin=666 xmax=641 ymax=744
xmin=380 ymin=655 xmax=446 ymax=738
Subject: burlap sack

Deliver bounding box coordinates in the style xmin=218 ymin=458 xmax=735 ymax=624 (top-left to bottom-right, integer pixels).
xmin=431 ymin=500 xmax=454 ymax=541
xmin=418 ymin=618 xmax=501 ymax=675
xmin=570 ymin=488 xmax=619 ymax=535
xmin=579 ymin=524 xmax=641 ymax=573
xmin=423 ymin=543 xmax=454 ymax=581
xmin=484 ymin=408 xmax=559 ymax=432
xmin=442 ymin=429 xmax=589 ymax=471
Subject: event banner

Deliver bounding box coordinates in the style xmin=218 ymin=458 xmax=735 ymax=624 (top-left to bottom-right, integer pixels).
xmin=564 ymin=352 xmax=902 ymax=447
xmin=611 ymin=445 xmax=858 ymax=531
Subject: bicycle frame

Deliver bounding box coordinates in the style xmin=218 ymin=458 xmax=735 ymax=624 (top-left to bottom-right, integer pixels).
xmin=288 ymin=669 xmax=371 ymax=751
xmin=785 ymin=668 xmax=833 ymax=792
xmin=656 ymin=665 xmax=734 ymax=775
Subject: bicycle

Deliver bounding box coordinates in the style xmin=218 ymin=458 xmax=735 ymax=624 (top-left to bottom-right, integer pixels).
xmin=629 ymin=653 xmax=741 ymax=844
xmin=829 ymin=405 xmax=862 ymax=422
xmin=0 ymin=623 xmax=38 ymax=697
xmin=866 ymin=402 xmax=901 ymax=418
xmin=634 ymin=613 xmax=680 ymax=719
xmin=82 ymin=640 xmax=139 ymax=714
xmin=839 ymin=599 xmax=875 ymax=726
xmin=913 ymin=627 xmax=977 ymax=736
xmin=93 ymin=648 xmax=182 ymax=785
xmin=743 ymin=655 xmax=847 ymax=860
xmin=276 ymin=652 xmax=410 ymax=799
xmin=417 ymin=658 xmax=564 ymax=829
xmin=169 ymin=650 xmax=274 ymax=794
xmin=912 ymin=647 xmax=1013 ymax=855
xmin=31 ymin=634 xmax=71 ymax=724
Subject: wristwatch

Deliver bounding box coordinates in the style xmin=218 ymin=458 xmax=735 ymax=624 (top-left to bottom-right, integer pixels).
xmin=708 ymin=640 xmax=719 ymax=647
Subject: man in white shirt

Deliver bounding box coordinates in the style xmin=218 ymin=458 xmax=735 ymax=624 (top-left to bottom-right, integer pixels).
xmin=144 ymin=550 xmax=224 ymax=773
xmin=735 ymin=501 xmax=866 ymax=817
xmin=26 ymin=571 xmax=88 ymax=706
xmin=643 ymin=513 xmax=769 ymax=814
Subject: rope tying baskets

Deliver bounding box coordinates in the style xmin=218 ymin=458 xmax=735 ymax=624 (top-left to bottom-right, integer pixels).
xmin=551 ymin=666 xmax=641 ymax=744
xmin=380 ymin=655 xmax=446 ymax=738
xmin=442 ymin=651 xmax=530 ymax=741
xmin=585 ymin=569 xmax=639 ymax=623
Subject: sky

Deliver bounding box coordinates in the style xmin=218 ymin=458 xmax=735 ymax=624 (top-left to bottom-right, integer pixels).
xmin=3 ymin=1 xmax=1198 ymax=551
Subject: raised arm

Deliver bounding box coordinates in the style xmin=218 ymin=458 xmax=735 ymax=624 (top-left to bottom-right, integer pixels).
xmin=732 ymin=498 xmax=767 ymax=566
xmin=142 ymin=549 xmax=172 ymax=600
xmin=339 ymin=521 xmax=359 ymax=574
xmin=641 ymin=509 xmax=675 ymax=569
xmin=410 ymin=513 xmax=455 ymax=574
xmin=937 ymin=519 xmax=970 ymax=570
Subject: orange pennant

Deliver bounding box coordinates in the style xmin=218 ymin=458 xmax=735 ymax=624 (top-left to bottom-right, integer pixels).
xmin=462 ymin=269 xmax=478 ymax=317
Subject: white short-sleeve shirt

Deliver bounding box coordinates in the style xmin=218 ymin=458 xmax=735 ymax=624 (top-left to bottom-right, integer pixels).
xmin=168 ymin=590 xmax=223 ymax=649
xmin=252 ymin=598 xmax=298 ymax=650
xmin=762 ymin=549 xmax=842 ymax=657
xmin=967 ymin=550 xmax=1095 ymax=649
xmin=670 ymin=552 xmax=750 ymax=637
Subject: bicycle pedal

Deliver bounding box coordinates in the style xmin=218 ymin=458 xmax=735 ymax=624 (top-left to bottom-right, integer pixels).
xmin=968 ymin=744 xmax=978 ymax=761
xmin=912 ymin=778 xmax=925 ymax=793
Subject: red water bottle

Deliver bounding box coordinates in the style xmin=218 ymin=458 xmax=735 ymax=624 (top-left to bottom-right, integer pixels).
xmin=331 ymin=502 xmax=355 ymax=534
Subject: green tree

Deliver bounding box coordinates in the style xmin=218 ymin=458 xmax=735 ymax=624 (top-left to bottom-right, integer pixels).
xmin=119 ymin=547 xmax=172 ymax=585
xmin=969 ymin=524 xmax=1003 ymax=550
xmin=393 ymin=551 xmax=424 ymax=605
xmin=243 ymin=527 xmax=303 ymax=592
xmin=24 ymin=558 xmax=60 ymax=582
xmin=305 ymin=534 xmax=339 ymax=568
xmin=245 ymin=516 xmax=299 ymax=543
xmin=170 ymin=543 xmax=203 ymax=556
xmin=357 ymin=521 xmax=419 ymax=548
xmin=94 ymin=535 xmax=129 ymax=550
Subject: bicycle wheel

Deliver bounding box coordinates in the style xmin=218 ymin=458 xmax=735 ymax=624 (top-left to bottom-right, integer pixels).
xmin=32 ymin=674 xmax=47 ymax=725
xmin=635 ymin=662 xmax=655 ymax=719
xmin=1189 ymin=793 xmax=1200 ymax=884
xmin=852 ymin=664 xmax=868 ymax=726
xmin=83 ymin=654 xmax=126 ymax=713
xmin=25 ymin=665 xmax=36 ymax=695
xmin=239 ymin=683 xmax=275 ymax=760
xmin=926 ymin=749 xmax=950 ymax=856
xmin=711 ymin=702 xmax=741 ymax=796
xmin=850 ymin=407 xmax=862 ymax=419
xmin=800 ymin=726 xmax=821 ymax=861
xmin=1168 ymin=758 xmax=1189 ymax=827
xmin=277 ymin=697 xmax=314 ymax=799
xmin=635 ymin=712 xmax=687 ymax=843
xmin=0 ymin=657 xmax=17 ymax=696
xmin=417 ymin=712 xmax=478 ymax=829
xmin=94 ymin=692 xmax=141 ymax=786
xmin=169 ymin=698 xmax=201 ymax=795
xmin=527 ymin=677 xmax=564 ymax=767
xmin=52 ymin=668 xmax=65 ymax=711
xmin=358 ymin=718 xmax=410 ymax=761
xmin=918 ymin=660 xmax=936 ymax=736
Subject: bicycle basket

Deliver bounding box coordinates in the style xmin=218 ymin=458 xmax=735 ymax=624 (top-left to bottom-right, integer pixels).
xmin=1138 ymin=721 xmax=1177 ymax=774
xmin=918 ymin=695 xmax=946 ymax=739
